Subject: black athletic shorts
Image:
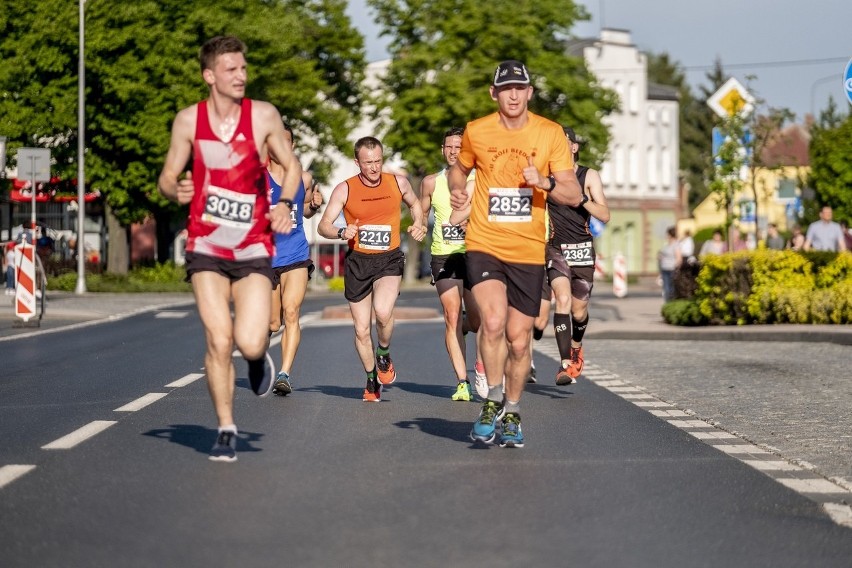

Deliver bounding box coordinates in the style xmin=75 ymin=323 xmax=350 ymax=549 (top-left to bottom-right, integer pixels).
xmin=184 ymin=252 xmax=274 ymax=285
xmin=344 ymin=248 xmax=404 ymax=303
xmin=545 ymin=244 xmax=595 ymax=302
xmin=430 ymin=252 xmax=470 ymax=289
xmin=272 ymin=259 xmax=315 ymax=288
xmin=466 ymin=251 xmax=543 ymax=317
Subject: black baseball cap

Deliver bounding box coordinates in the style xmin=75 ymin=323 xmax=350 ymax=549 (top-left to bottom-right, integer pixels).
xmin=492 ymin=60 xmax=530 ymax=87
xmin=563 ymin=127 xmax=579 ymax=143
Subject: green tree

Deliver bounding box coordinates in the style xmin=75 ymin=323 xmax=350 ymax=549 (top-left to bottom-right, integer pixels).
xmin=706 ymin=111 xmax=747 ymax=247
xmin=0 ymin=0 xmax=366 ymax=272
xmin=366 ymin=0 xmax=618 ymax=176
xmin=809 ymin=110 xmax=852 ymax=223
xmin=646 ymin=52 xmax=714 ymax=211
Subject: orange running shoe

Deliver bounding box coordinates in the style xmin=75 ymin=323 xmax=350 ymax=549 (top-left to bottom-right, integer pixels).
xmin=376 ymin=354 xmax=397 ymax=385
xmin=362 ymin=377 xmax=382 ymax=402
xmin=566 ymin=345 xmax=584 ymax=379
xmin=555 ymin=364 xmax=576 ymax=386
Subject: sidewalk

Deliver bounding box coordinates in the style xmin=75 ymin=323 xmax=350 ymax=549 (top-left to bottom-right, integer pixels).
xmin=1 ymin=284 xmax=850 ymax=345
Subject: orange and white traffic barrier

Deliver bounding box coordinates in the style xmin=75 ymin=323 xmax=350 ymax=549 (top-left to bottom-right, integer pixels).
xmin=612 ymin=252 xmax=627 ymax=298
xmin=594 ymin=255 xmax=607 ymax=280
xmin=14 ymin=243 xmax=36 ymax=322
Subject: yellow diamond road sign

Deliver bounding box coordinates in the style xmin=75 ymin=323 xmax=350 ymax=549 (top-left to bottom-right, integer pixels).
xmin=708 ymin=77 xmax=754 ymax=118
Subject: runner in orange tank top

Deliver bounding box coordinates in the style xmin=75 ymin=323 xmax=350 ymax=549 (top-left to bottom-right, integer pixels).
xmin=447 ymin=60 xmax=584 ymax=448
xmin=317 ymin=136 xmax=426 ymax=402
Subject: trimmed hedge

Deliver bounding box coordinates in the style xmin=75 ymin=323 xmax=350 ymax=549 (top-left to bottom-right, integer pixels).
xmin=663 ymin=250 xmax=852 ymax=325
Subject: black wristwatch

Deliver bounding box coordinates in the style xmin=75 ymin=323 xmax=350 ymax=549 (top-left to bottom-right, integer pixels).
xmin=337 ymin=227 xmax=346 ymax=240
xmin=579 ymin=193 xmax=589 ymax=207
xmin=544 ymin=175 xmax=556 ymax=192
xmin=282 ymin=198 xmax=294 ymax=209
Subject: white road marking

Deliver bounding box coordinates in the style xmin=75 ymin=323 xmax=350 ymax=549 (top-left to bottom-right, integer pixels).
xmin=155 ymin=311 xmax=189 ymax=319
xmin=823 ymin=503 xmax=852 ymax=528
xmin=594 ymin=380 xmax=626 ymax=387
xmin=621 ymin=394 xmax=655 ymax=400
xmin=668 ymin=420 xmax=714 ymax=428
xmin=632 ymin=401 xmax=673 ymax=408
xmin=0 ymin=465 xmax=36 ymax=489
xmin=650 ymin=410 xmax=690 ymax=417
xmin=608 ymin=386 xmax=643 ymax=393
xmin=777 ymin=478 xmax=850 ymax=494
xmin=165 ymin=373 xmax=205 ymax=388
xmin=689 ymin=431 xmax=738 ymax=440
xmin=114 ymin=393 xmax=169 ymax=412
xmin=42 ymin=421 xmax=117 ymax=450
xmin=742 ymin=460 xmax=803 ymax=472
xmin=711 ymin=444 xmax=770 ymax=455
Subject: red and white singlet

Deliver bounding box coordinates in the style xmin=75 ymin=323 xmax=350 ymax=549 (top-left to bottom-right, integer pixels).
xmin=186 ymin=98 xmax=272 ymax=260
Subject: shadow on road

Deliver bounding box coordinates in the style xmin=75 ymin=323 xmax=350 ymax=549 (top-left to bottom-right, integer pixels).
xmin=143 ymin=424 xmax=265 ymax=456
xmin=394 ymin=417 xmax=490 ymax=449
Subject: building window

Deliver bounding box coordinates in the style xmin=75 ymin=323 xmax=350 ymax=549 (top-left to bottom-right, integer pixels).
xmin=628 ymin=145 xmax=638 ymax=186
xmin=628 ymin=82 xmax=639 ymax=114
xmin=661 ymin=147 xmax=671 ymax=188
xmin=647 ymin=146 xmax=658 ymax=187
xmin=661 ymin=108 xmax=670 ymax=125
xmin=614 ymin=145 xmax=625 ymax=186
xmin=600 ymin=159 xmax=612 ymax=185
xmin=647 ymin=107 xmax=657 ymax=124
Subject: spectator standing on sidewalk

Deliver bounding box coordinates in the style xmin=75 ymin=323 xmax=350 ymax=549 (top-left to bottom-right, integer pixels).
xmin=157 ymin=36 xmax=301 ymax=462
xmin=765 ymin=223 xmax=785 ymax=250
xmin=4 ymin=243 xmax=15 ymax=295
xmin=804 ymin=206 xmax=846 ymax=252
xmin=658 ymin=226 xmax=681 ymax=302
xmin=678 ymin=229 xmax=696 ymax=265
xmin=699 ymin=229 xmax=727 ymax=257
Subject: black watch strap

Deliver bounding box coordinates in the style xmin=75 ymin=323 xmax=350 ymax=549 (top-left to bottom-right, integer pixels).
xmin=337 ymin=227 xmax=346 ymax=240
xmin=282 ymin=198 xmax=294 ymax=209
xmin=546 ymin=175 xmax=556 ymax=192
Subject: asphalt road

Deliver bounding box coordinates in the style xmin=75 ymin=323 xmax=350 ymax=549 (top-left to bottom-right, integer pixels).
xmin=1 ymin=291 xmax=850 ymax=567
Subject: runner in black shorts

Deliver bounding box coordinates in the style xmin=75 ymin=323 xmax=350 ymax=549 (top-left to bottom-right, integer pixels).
xmin=421 ymin=127 xmax=483 ymax=402
xmin=546 ymin=127 xmax=610 ymax=385
xmin=317 ymin=136 xmax=426 ymax=402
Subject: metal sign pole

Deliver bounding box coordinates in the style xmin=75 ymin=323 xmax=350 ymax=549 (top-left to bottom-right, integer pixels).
xmin=75 ymin=0 xmax=87 ymax=294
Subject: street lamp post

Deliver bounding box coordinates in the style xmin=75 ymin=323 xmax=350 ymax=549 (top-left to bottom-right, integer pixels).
xmin=75 ymin=0 xmax=86 ymax=294
xmin=810 ymin=73 xmax=839 ymax=117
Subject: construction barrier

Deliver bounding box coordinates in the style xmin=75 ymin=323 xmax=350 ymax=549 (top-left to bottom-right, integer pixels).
xmin=612 ymin=252 xmax=627 ymax=298
xmin=14 ymin=243 xmax=36 ymax=322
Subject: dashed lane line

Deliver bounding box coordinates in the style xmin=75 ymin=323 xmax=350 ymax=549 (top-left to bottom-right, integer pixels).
xmin=165 ymin=373 xmax=205 ymax=388
xmin=41 ymin=420 xmax=117 ymax=450
xmin=533 ymin=340 xmax=852 ymax=529
xmin=0 ymin=465 xmax=37 ymax=489
xmin=114 ymin=393 xmax=169 ymax=412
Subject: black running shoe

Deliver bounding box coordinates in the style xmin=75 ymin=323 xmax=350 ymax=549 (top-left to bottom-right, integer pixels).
xmin=209 ymin=429 xmax=237 ymax=462
xmin=248 ymin=352 xmax=275 ymax=397
xmin=272 ymin=371 xmax=292 ymax=396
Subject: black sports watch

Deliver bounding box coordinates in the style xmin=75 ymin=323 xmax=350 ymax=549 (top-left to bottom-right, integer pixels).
xmin=337 ymin=227 xmax=346 ymax=240
xmin=579 ymin=193 xmax=589 ymax=207
xmin=281 ymin=198 xmax=295 ymax=209
xmin=544 ymin=175 xmax=556 ymax=192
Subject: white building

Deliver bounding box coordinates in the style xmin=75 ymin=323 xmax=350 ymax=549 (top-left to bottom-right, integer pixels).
xmin=569 ymin=28 xmax=681 ymax=276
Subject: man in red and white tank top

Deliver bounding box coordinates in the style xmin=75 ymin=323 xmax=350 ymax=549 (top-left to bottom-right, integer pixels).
xmin=158 ymin=35 xmax=302 ymax=463
xmin=317 ymin=137 xmax=426 ymax=403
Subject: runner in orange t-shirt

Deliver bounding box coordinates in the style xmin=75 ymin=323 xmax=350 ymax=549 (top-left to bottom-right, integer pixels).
xmin=317 ymin=136 xmax=426 ymax=402
xmin=448 ymin=60 xmax=584 ymax=448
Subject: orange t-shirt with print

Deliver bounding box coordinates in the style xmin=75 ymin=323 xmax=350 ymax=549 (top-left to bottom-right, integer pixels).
xmin=457 ymin=112 xmax=573 ymax=265
xmin=343 ymin=173 xmax=402 ymax=254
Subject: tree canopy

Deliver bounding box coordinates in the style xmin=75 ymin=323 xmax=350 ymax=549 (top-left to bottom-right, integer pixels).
xmin=366 ymin=0 xmax=618 ymax=176
xmin=809 ymin=109 xmax=852 ymax=223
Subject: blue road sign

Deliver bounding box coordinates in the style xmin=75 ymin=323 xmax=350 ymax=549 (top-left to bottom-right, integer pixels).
xmin=845 ymin=57 xmax=852 ymax=105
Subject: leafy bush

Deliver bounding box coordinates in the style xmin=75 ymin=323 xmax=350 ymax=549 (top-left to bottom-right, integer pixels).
xmin=327 ymin=276 xmax=345 ymax=292
xmin=681 ymin=250 xmax=851 ymax=325
xmin=661 ymin=298 xmax=708 ymax=326
xmin=47 ymin=262 xmax=192 ymax=293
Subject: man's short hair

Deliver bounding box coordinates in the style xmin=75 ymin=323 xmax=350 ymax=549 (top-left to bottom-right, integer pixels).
xmin=200 ymin=36 xmax=247 ymax=72
xmin=354 ymin=136 xmax=383 ymax=159
xmin=442 ymin=127 xmax=464 ymax=145
xmin=492 ymin=60 xmax=530 ymax=88
xmin=563 ymin=127 xmax=579 ymax=144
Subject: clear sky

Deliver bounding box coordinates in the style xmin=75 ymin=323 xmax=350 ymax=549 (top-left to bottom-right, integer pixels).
xmin=345 ymin=0 xmax=851 ymax=122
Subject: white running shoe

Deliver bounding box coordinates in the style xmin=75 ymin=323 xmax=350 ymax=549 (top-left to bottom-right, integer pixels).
xmin=474 ymin=368 xmax=488 ymax=399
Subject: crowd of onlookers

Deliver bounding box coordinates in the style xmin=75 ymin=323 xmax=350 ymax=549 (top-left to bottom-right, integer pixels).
xmin=658 ymin=205 xmax=850 ymax=302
